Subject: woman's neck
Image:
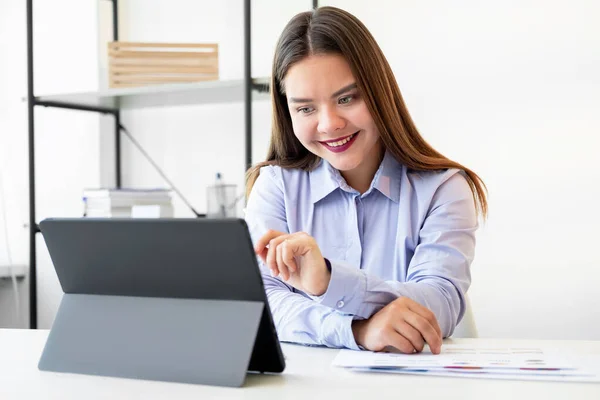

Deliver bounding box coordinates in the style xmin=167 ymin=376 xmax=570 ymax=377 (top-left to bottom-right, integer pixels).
xmin=340 ymin=144 xmax=385 ymax=194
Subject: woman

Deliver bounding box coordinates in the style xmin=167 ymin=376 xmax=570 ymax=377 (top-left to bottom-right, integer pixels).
xmin=245 ymin=6 xmax=487 ymax=354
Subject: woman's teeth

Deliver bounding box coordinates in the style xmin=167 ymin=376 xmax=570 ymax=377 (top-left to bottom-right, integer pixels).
xmin=326 ymin=133 xmax=355 ymax=147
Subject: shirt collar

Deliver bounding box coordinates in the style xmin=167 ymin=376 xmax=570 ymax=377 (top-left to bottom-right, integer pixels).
xmin=373 ymin=150 xmax=401 ymax=203
xmin=309 ymin=150 xmax=401 ymax=204
xmin=309 ymin=158 xmax=344 ymax=204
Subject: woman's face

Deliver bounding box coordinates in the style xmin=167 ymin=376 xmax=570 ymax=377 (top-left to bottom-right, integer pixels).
xmin=284 ymin=53 xmax=381 ymax=175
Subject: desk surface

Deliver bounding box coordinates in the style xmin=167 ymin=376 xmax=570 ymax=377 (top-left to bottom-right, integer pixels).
xmin=1 ymin=329 xmax=599 ymax=400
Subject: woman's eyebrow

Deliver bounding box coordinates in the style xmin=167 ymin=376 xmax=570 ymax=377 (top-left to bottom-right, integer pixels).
xmin=288 ymin=82 xmax=357 ymax=103
xmin=331 ymin=83 xmax=357 ymax=98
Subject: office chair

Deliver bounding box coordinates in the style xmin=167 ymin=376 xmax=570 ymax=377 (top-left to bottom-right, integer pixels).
xmin=452 ymin=293 xmax=478 ymax=338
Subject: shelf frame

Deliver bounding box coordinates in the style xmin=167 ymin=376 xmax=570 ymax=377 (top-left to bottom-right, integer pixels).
xmin=25 ymin=0 xmax=263 ymax=329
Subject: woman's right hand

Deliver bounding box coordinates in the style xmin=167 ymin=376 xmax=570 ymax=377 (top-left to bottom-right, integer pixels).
xmin=351 ymin=297 xmax=443 ymax=354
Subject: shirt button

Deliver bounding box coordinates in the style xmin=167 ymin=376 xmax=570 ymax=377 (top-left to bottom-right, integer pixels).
xmin=336 ymin=300 xmax=345 ymax=308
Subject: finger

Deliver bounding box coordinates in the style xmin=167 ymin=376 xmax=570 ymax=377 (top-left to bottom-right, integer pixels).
xmin=276 ymin=243 xmax=291 ymax=281
xmin=266 ymin=236 xmax=289 ymax=277
xmin=266 ymin=243 xmax=278 ymax=277
xmin=254 ymin=230 xmax=287 ymax=253
xmin=266 ymin=239 xmax=283 ymax=277
xmin=257 ymin=248 xmax=269 ymax=264
xmin=280 ymin=240 xmax=298 ymax=273
xmin=393 ymin=320 xmax=425 ymax=353
xmin=404 ymin=311 xmax=442 ymax=354
xmin=403 ymin=312 xmax=441 ymax=354
xmin=382 ymin=329 xmax=416 ymax=354
xmin=407 ymin=301 xmax=442 ymax=339
xmin=284 ymin=234 xmax=314 ymax=258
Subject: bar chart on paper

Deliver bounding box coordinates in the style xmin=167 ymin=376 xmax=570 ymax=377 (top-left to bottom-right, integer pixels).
xmin=333 ymin=344 xmax=600 ymax=382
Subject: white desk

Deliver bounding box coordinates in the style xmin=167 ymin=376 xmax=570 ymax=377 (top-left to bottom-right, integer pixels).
xmin=1 ymin=329 xmax=599 ymax=399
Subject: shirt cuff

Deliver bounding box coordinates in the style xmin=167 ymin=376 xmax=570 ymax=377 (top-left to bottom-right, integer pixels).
xmin=321 ymin=312 xmax=361 ymax=350
xmin=312 ymin=260 xmax=367 ymax=317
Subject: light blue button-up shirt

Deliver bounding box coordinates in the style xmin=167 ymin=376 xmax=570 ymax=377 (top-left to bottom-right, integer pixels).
xmin=245 ymin=151 xmax=478 ymax=350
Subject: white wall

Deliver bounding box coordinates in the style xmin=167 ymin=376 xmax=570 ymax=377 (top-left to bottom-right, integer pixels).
xmin=116 ymin=0 xmax=600 ymax=340
xmin=1 ymin=0 xmax=599 ymax=340
xmin=0 ymin=0 xmax=102 ymax=328
xmin=0 ymin=0 xmax=29 ymax=328
xmin=329 ymin=0 xmax=600 ymax=340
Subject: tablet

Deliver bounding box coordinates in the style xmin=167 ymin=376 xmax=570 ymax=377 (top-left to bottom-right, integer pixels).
xmin=38 ymin=217 xmax=285 ymax=387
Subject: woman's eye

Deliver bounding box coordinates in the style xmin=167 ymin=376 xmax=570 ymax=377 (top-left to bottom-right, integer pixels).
xmin=297 ymin=107 xmax=314 ymax=114
xmin=338 ymin=95 xmax=353 ymax=105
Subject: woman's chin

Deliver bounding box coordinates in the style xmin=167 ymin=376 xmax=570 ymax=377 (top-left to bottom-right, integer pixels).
xmin=323 ymin=156 xmax=361 ymax=172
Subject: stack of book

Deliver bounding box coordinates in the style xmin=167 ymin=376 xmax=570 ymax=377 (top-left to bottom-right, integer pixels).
xmin=82 ymin=188 xmax=174 ymax=218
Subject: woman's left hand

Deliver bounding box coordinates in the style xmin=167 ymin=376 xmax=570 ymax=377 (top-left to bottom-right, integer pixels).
xmin=254 ymin=230 xmax=331 ymax=296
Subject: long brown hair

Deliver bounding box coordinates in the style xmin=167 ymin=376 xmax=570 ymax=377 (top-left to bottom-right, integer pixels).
xmin=246 ymin=6 xmax=488 ymax=218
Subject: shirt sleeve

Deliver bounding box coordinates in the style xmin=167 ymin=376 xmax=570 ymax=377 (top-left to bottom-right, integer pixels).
xmin=315 ymin=172 xmax=477 ymax=338
xmin=245 ymin=166 xmax=360 ymax=349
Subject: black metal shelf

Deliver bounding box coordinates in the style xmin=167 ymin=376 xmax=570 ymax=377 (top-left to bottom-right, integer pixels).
xmin=25 ymin=0 xmax=266 ymax=329
xmin=34 ymin=78 xmax=270 ymax=112
xmin=0 ymin=265 xmax=27 ymax=280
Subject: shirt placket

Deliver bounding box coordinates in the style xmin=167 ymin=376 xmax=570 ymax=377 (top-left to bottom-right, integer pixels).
xmin=346 ymin=195 xmax=364 ymax=268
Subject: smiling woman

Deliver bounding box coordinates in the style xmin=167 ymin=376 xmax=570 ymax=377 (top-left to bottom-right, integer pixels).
xmin=283 ymin=54 xmax=382 ymax=193
xmin=244 ymin=6 xmax=488 ymax=354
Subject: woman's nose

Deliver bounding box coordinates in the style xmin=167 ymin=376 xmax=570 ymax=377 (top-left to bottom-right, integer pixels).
xmin=317 ymin=107 xmax=346 ymax=134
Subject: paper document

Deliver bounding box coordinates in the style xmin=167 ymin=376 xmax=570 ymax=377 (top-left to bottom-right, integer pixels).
xmin=333 ymin=345 xmax=600 ymax=383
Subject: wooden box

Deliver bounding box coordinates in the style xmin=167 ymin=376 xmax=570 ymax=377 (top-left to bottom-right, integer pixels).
xmin=108 ymin=42 xmax=219 ymax=88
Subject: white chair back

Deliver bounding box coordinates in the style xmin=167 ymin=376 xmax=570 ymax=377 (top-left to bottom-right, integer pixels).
xmin=452 ymin=293 xmax=478 ymax=338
